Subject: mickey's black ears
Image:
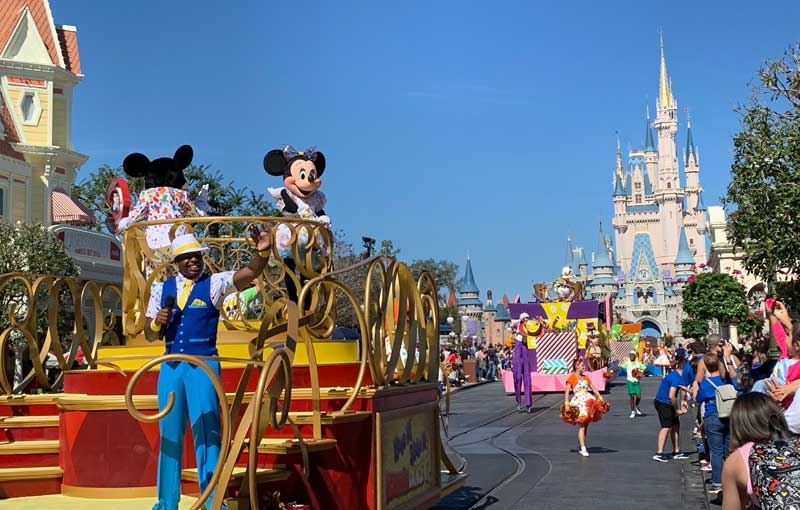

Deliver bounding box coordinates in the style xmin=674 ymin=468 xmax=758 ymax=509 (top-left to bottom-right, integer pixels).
xmin=173 ymin=145 xmax=193 ymax=170
xmin=264 ymin=150 xmax=287 ymax=176
xmin=313 ymin=151 xmax=326 ymax=177
xmin=122 ymin=153 xmax=150 ymax=177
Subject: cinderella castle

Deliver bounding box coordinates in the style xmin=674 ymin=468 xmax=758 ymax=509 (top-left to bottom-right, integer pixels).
xmin=570 ymin=37 xmax=709 ymax=340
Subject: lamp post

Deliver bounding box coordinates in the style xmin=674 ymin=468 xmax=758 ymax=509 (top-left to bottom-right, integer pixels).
xmin=461 ymin=314 xmax=470 ymax=352
xmin=446 ymin=316 xmax=455 ymax=348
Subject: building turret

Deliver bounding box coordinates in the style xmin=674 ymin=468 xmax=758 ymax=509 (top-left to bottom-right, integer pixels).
xmin=644 ymin=110 xmax=659 ymax=187
xmin=684 ymin=115 xmax=702 ymax=211
xmin=654 ymin=34 xmax=679 ymax=191
xmin=674 ymin=226 xmax=695 ymax=280
xmin=588 ymin=222 xmax=617 ymax=297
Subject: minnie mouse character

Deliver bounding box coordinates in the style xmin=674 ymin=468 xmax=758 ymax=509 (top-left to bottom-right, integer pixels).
xmin=264 ymin=145 xmax=328 ymax=224
xmin=117 ymin=145 xmax=209 ymax=270
xmin=264 ymin=145 xmax=331 ymax=303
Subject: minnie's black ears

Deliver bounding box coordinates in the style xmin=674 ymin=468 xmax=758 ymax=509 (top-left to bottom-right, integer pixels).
xmin=313 ymin=151 xmax=326 ymax=177
xmin=173 ymin=145 xmax=193 ymax=170
xmin=264 ymin=149 xmax=287 ymax=176
xmin=122 ymin=153 xmax=150 ymax=178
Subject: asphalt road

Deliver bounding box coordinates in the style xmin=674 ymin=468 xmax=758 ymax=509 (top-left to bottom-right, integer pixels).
xmin=432 ymin=376 xmax=708 ymax=510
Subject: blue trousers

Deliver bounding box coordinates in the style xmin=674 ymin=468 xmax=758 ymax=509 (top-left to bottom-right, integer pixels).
xmin=704 ymin=413 xmax=730 ymax=485
xmin=154 ymin=360 xmax=222 ymax=510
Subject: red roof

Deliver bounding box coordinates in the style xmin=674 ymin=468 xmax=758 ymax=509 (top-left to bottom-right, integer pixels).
xmin=0 ymin=1 xmax=72 ymax=70
xmin=51 ymin=188 xmax=94 ymax=226
xmin=56 ymin=25 xmax=80 ymax=75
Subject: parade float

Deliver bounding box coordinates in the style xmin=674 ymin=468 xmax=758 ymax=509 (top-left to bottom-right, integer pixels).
xmin=501 ymin=267 xmax=611 ymax=393
xmin=0 ymin=208 xmax=466 ymax=509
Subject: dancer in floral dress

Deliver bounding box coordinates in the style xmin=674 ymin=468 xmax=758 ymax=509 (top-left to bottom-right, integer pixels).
xmin=562 ymin=357 xmax=607 ymax=457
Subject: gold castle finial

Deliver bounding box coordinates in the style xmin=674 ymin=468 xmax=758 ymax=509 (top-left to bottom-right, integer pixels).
xmin=658 ymin=30 xmax=675 ymax=109
xmin=615 ymin=132 xmax=624 ymax=179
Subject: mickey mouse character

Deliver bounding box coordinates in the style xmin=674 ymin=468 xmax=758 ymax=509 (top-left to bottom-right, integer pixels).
xmin=117 ymin=145 xmax=209 ymax=271
xmin=264 ymin=145 xmax=330 ymax=303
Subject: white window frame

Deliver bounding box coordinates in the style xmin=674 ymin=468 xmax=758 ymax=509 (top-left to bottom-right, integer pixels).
xmin=19 ymin=90 xmax=42 ymax=126
xmin=0 ymin=183 xmax=8 ymax=221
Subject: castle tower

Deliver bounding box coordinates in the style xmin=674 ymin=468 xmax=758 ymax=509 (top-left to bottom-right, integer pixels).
xmin=644 ymin=110 xmax=658 ymax=187
xmin=674 ymin=226 xmax=696 ymax=280
xmin=457 ymin=257 xmax=483 ymax=340
xmin=588 ymin=222 xmax=617 ymax=298
xmin=654 ymin=34 xmax=679 ymax=191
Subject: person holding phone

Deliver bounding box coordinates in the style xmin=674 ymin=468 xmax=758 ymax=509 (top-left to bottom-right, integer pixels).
xmin=145 ymin=228 xmax=271 ymax=510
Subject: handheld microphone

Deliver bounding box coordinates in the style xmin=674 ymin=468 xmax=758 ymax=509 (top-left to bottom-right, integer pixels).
xmin=160 ymin=295 xmax=176 ymax=340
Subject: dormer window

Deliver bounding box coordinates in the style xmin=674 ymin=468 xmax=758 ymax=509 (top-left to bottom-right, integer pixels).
xmin=635 ymin=195 xmax=642 ymax=204
xmin=635 ymin=182 xmax=642 ymax=191
xmin=19 ymin=91 xmax=42 ymax=126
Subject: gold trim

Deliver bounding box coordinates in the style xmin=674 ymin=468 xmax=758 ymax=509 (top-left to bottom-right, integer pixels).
xmin=0 ymin=466 xmax=62 ymax=481
xmin=56 ymin=387 xmax=382 ymax=411
xmin=0 ymin=394 xmax=65 ymax=406
xmin=61 ymin=484 xmax=156 ymax=498
xmin=0 ymin=440 xmax=59 ymax=454
xmin=0 ymin=415 xmax=58 ymax=428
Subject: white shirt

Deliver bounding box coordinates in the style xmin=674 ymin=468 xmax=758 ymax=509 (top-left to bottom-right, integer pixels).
xmin=146 ymin=271 xmax=236 ymax=318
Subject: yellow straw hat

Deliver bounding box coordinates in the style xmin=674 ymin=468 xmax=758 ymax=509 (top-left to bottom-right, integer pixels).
xmin=170 ymin=233 xmax=208 ymax=260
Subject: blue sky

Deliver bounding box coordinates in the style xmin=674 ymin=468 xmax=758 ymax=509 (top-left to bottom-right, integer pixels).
xmin=56 ymin=0 xmax=800 ymax=300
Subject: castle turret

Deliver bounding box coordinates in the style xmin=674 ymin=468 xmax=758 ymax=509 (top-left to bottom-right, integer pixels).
xmin=588 ymin=222 xmax=617 ymax=297
xmin=674 ymin=226 xmax=695 ymax=280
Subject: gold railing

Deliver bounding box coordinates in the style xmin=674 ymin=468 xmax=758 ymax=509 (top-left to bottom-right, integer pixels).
xmin=0 ymin=273 xmax=122 ymax=394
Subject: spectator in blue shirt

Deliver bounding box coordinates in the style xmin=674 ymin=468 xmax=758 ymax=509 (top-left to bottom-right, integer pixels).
xmin=653 ymin=355 xmax=691 ymax=463
xmin=695 ymin=353 xmax=730 ymax=494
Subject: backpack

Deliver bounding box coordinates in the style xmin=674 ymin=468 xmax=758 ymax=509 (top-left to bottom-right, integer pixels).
xmin=707 ymin=378 xmax=737 ymax=418
xmin=750 ymin=438 xmax=800 ymax=509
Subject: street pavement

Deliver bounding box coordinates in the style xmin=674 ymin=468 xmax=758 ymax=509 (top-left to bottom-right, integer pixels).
xmin=433 ymin=376 xmax=709 ymax=510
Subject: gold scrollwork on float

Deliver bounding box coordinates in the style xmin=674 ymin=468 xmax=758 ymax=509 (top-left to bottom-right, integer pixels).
xmin=120 ymin=216 xmax=335 ymax=339
xmin=0 ymin=273 xmax=122 ymax=394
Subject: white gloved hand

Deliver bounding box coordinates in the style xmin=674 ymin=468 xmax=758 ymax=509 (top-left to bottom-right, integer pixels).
xmin=195 ymin=184 xmax=210 ymax=216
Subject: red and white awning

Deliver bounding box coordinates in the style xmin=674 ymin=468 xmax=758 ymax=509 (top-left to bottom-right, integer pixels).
xmin=51 ymin=189 xmax=94 ymax=226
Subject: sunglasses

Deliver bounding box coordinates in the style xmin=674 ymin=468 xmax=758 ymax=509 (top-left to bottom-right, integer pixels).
xmin=175 ymin=251 xmax=203 ymax=263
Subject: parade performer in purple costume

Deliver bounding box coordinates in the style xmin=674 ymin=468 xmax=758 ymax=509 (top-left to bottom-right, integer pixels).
xmin=513 ymin=313 xmax=541 ymax=413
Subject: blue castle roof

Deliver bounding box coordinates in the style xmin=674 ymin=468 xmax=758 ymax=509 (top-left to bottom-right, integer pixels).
xmin=459 ymin=258 xmax=480 ymax=295
xmin=613 ymin=174 xmax=626 ymax=196
xmin=494 ymin=303 xmax=511 ymax=321
xmin=686 ymin=121 xmax=696 ymax=163
xmin=626 ymin=204 xmax=659 ymax=213
xmin=675 ymin=227 xmax=695 ymax=266
xmin=696 ymin=191 xmax=706 ymax=211
xmin=644 ymin=115 xmax=656 ymax=152
xmin=593 ymin=223 xmax=613 ymax=269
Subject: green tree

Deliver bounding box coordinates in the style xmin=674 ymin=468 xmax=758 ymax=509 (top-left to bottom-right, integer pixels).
xmin=681 ymin=317 xmax=709 ymax=340
xmin=738 ymin=313 xmax=765 ymax=337
xmin=408 ymin=258 xmax=460 ymax=301
xmin=379 ymin=240 xmax=400 ymax=259
xmin=724 ymin=43 xmax=800 ymax=289
xmin=683 ymin=272 xmax=749 ymax=325
xmin=0 ymin=223 xmax=80 ymax=391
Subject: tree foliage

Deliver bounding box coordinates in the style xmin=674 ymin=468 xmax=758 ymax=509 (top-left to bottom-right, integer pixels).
xmin=683 ymin=272 xmax=749 ymax=324
xmin=738 ymin=312 xmax=765 ymax=337
xmin=408 ymin=258 xmax=460 ymax=301
xmin=724 ymin=43 xmax=800 ymax=288
xmin=681 ymin=317 xmax=709 ymax=340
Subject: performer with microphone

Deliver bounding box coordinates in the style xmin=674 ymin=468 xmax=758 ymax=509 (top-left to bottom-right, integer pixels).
xmin=145 ymin=228 xmax=271 ymax=510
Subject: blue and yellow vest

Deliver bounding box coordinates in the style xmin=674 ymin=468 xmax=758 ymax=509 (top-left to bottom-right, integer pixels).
xmin=160 ymin=274 xmax=220 ymax=356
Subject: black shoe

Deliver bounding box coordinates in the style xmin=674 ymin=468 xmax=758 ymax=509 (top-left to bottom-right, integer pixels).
xmin=652 ymin=453 xmax=669 ymax=463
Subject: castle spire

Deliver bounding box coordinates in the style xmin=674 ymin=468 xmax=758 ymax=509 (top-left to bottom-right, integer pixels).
xmin=593 ymin=222 xmax=613 ymax=269
xmin=685 ymin=114 xmax=697 ymax=165
xmin=644 ymin=109 xmax=656 ymax=151
xmin=658 ymin=31 xmax=675 ymax=110
xmin=615 ymin=132 xmax=624 ymax=180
